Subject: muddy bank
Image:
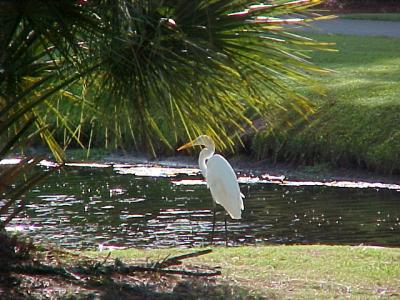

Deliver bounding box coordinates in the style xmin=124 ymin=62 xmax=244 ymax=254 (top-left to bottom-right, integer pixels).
xmin=100 ymin=152 xmax=400 ymax=186
xmin=5 ymin=149 xmax=399 ymax=186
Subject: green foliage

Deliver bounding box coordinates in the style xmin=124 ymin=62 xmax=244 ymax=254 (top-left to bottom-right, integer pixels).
xmin=47 ymin=0 xmax=330 ymax=155
xmin=1 ymin=1 xmax=330 ymax=156
xmin=0 ymin=0 xmax=102 ymax=160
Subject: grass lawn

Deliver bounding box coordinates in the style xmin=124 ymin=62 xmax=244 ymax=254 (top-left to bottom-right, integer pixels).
xmin=340 ymin=13 xmax=400 ymax=22
xmin=92 ymin=245 xmax=400 ymax=299
xmin=253 ymin=33 xmax=400 ymax=174
xmin=4 ymin=243 xmax=399 ymax=298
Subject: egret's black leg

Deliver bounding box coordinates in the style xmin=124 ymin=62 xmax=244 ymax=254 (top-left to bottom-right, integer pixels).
xmin=211 ymin=205 xmax=216 ymax=245
xmin=224 ymin=214 xmax=228 ymax=246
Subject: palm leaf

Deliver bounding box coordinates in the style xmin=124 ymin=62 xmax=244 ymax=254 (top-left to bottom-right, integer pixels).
xmin=88 ymin=0 xmax=331 ymax=152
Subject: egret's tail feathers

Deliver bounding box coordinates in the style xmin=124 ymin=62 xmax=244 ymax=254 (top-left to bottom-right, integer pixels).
xmin=227 ymin=200 xmax=244 ymax=219
xmin=228 ymin=210 xmax=242 ymax=219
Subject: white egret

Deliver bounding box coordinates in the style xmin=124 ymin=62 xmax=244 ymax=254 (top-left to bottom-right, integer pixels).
xmin=177 ymin=135 xmax=244 ymax=245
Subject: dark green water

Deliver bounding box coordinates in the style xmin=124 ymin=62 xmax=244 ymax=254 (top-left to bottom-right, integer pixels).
xmin=4 ymin=164 xmax=400 ymax=249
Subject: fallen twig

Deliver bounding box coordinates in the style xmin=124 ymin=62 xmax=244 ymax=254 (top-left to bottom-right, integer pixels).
xmin=79 ymin=264 xmax=221 ymax=277
xmin=10 ymin=249 xmax=221 ymax=279
xmin=101 ymin=252 xmax=112 ymax=266
xmin=12 ymin=263 xmax=82 ymax=281
xmin=156 ymin=249 xmax=213 ymax=268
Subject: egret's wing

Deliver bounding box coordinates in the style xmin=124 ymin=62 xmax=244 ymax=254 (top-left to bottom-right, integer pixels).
xmin=206 ymin=154 xmax=244 ymax=219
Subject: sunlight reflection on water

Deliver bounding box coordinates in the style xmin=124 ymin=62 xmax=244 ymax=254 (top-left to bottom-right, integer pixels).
xmin=1 ymin=160 xmax=399 ymax=249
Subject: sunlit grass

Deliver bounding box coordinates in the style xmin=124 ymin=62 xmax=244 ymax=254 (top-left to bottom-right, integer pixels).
xmin=89 ymin=245 xmax=400 ymax=299
xmin=308 ymin=34 xmax=400 ymax=104
xmin=253 ymin=33 xmax=400 ymax=174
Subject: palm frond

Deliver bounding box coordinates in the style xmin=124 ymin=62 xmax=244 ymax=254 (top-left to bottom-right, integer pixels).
xmin=89 ymin=0 xmax=331 ymax=152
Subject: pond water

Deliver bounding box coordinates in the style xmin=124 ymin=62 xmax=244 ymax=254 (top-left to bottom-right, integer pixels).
xmin=3 ymin=161 xmax=400 ymax=249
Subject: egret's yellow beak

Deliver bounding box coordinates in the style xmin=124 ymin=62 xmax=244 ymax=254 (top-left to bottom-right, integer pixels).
xmin=177 ymin=140 xmax=195 ymax=151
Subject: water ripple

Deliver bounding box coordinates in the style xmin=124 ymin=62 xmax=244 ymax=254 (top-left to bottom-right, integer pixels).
xmin=3 ymin=164 xmax=399 ymax=249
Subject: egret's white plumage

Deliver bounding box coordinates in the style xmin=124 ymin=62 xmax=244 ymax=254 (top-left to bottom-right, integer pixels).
xmin=177 ymin=135 xmax=244 ymax=219
xmin=207 ymin=154 xmax=244 ymax=219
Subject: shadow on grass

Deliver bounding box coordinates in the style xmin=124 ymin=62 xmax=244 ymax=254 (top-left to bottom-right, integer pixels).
xmin=0 ymin=234 xmax=266 ymax=299
xmin=0 ymin=272 xmax=266 ymax=300
xmin=95 ymin=277 xmax=264 ymax=300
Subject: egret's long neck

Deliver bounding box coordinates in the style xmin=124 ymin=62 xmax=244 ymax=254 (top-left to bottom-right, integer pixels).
xmin=198 ymin=146 xmax=214 ymax=178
